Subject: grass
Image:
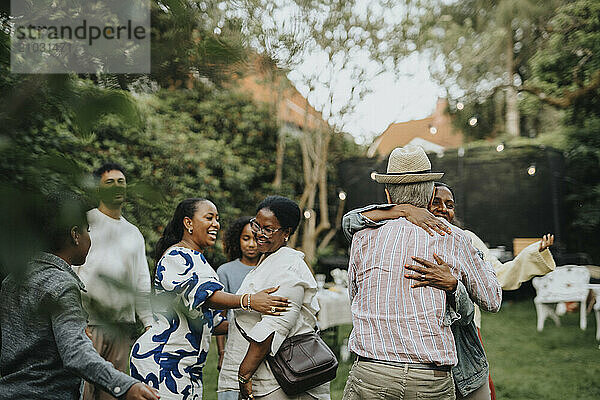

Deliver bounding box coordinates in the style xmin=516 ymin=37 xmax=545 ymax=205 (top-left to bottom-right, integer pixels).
xmin=202 ymin=301 xmax=600 ymax=399
xmin=481 ymin=301 xmax=599 ymax=400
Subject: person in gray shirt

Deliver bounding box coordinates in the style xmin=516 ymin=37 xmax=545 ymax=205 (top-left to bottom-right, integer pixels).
xmin=217 ymin=216 xmax=260 ymax=295
xmin=215 ymin=216 xmax=259 ymax=400
xmin=0 ymin=192 xmax=158 ymax=400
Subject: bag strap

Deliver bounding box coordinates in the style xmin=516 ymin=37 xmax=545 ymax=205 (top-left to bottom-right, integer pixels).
xmin=300 ymin=304 xmax=320 ymax=333
xmin=235 ymin=319 xmax=253 ymax=343
xmin=234 ymin=303 xmax=320 ymax=344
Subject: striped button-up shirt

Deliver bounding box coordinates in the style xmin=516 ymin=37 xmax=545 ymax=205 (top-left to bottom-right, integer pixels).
xmin=348 ymin=217 xmax=502 ymax=366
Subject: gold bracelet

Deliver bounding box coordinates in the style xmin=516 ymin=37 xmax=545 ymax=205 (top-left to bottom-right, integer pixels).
xmin=238 ymin=374 xmax=252 ymax=384
xmin=240 ymin=293 xmax=248 ymax=310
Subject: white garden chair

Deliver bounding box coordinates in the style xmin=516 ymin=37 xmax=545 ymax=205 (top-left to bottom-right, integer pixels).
xmin=532 ymin=265 xmax=590 ymax=331
xmin=590 ymin=286 xmax=600 ymax=341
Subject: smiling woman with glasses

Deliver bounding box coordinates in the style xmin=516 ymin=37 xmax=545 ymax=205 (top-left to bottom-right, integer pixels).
xmin=218 ymin=196 xmax=331 ymax=400
xmin=248 ymin=217 xmax=282 ymax=238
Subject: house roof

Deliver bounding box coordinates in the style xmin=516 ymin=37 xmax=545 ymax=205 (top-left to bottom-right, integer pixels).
xmin=367 ymin=99 xmax=463 ymax=158
xmin=233 ymin=59 xmax=328 ymax=132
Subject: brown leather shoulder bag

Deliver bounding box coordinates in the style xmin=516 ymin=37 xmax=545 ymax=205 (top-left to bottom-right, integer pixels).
xmin=235 ymin=307 xmax=338 ymax=395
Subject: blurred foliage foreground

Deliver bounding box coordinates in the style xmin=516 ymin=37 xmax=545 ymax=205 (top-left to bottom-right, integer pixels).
xmin=1 ymin=0 xmax=600 ymax=273
xmin=0 ymin=72 xmax=294 ymax=277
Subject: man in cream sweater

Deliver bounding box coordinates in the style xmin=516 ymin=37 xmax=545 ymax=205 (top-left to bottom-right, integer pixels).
xmin=75 ymin=163 xmax=153 ymax=400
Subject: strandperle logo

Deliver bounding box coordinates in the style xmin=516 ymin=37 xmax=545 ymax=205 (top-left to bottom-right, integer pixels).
xmin=11 ymin=0 xmax=150 ymax=74
xmin=15 ymin=20 xmax=147 ymax=46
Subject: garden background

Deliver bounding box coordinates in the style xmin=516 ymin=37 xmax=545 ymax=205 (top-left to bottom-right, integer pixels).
xmin=1 ymin=0 xmax=599 ymax=398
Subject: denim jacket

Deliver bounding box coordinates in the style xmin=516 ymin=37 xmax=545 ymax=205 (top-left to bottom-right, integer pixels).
xmin=342 ymin=205 xmax=489 ymax=397
xmin=0 ymin=253 xmax=138 ymax=400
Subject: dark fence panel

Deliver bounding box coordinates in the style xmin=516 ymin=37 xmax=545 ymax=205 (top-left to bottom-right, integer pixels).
xmin=338 ymin=145 xmax=567 ymax=256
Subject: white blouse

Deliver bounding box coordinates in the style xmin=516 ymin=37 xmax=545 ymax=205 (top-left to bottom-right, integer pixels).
xmin=217 ymin=246 xmax=330 ymax=398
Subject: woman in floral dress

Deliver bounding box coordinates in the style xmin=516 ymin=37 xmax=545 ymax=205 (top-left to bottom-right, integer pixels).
xmin=130 ymin=198 xmax=289 ymax=400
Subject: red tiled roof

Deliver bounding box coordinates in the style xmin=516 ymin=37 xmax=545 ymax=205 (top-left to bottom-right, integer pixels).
xmin=232 ymin=58 xmax=328 ymax=131
xmin=370 ymin=99 xmax=463 ymax=157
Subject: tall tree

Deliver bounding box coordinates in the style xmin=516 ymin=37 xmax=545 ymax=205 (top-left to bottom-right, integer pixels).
xmin=232 ymin=0 xmax=387 ymax=263
xmin=526 ymin=0 xmax=600 ymax=261
xmin=414 ymin=0 xmax=566 ymax=138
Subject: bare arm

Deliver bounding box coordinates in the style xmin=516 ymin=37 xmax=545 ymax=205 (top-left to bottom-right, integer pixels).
xmin=215 ymin=309 xmax=228 ymax=371
xmin=405 ymin=254 xmax=458 ymax=292
xmin=205 ymin=287 xmax=289 ymax=315
xmin=216 ymin=334 xmax=227 ymax=371
xmin=342 ymin=204 xmax=451 ymax=242
xmin=405 ymin=255 xmax=475 ymax=326
xmin=213 ymin=320 xmax=229 ymax=335
xmin=238 ymin=333 xmax=275 ymax=400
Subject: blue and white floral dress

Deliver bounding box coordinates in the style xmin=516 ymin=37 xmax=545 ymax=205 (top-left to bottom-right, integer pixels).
xmin=130 ymin=246 xmax=224 ymax=400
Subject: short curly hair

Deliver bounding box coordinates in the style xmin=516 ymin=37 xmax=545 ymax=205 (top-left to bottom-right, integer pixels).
xmin=256 ymin=195 xmax=301 ymax=235
xmin=223 ymin=216 xmax=253 ymax=261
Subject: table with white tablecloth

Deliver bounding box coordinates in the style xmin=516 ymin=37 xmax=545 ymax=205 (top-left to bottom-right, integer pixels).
xmin=316 ymin=287 xmax=352 ymax=330
xmin=315 ymin=287 xmax=352 ymax=358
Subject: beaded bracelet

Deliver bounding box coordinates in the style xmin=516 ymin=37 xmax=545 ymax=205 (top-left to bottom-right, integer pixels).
xmin=247 ymin=293 xmax=252 ymax=311
xmin=238 ymin=374 xmax=252 ymax=384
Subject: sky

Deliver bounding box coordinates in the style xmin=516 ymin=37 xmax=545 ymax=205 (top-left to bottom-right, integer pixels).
xmin=342 ymin=58 xmax=443 ymax=144
xmin=288 ymin=52 xmax=442 ymax=145
xmin=261 ymin=0 xmax=449 ymax=146
xmin=242 ymin=0 xmax=447 ymax=145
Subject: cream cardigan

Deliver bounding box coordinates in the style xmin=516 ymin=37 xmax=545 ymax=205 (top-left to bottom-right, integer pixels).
xmin=217 ymin=246 xmax=329 ymax=398
xmin=466 ymin=230 xmax=556 ymax=328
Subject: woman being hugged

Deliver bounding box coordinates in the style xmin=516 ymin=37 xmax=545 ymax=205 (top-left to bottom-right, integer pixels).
xmin=130 ymin=198 xmax=288 ymax=400
xmin=218 ymin=196 xmax=330 ymax=400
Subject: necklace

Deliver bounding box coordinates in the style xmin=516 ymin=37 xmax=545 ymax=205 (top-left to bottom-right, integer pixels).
xmin=177 ymin=239 xmax=201 ymax=252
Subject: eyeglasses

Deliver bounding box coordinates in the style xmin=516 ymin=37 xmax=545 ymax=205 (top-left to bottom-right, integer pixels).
xmin=249 ymin=218 xmax=282 ymax=237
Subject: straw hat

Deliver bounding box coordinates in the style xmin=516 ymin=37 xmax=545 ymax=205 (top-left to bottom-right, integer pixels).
xmin=373 ymin=145 xmax=444 ymax=184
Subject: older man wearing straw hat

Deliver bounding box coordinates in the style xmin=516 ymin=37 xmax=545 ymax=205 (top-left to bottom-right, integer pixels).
xmin=342 ymin=146 xmax=502 ymax=400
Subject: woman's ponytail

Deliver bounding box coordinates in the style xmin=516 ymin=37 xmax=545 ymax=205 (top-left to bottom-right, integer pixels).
xmin=154 ymin=198 xmax=206 ymax=265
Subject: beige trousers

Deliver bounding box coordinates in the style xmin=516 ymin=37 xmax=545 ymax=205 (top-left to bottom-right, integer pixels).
xmin=83 ymin=325 xmax=133 ymax=400
xmin=342 ymin=359 xmax=455 ymax=400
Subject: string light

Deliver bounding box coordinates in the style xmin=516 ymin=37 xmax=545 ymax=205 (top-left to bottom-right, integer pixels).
xmin=468 ymin=117 xmax=478 ymax=126
xmin=338 ymin=191 xmax=347 ymax=200
xmin=429 ymin=126 xmax=438 ymax=134
xmin=304 ymin=210 xmax=312 ymax=219
xmin=370 ymin=171 xmax=377 ymax=180
xmin=527 ymin=164 xmax=536 ymax=176
xmin=496 ymin=143 xmax=505 ymax=152
xmin=457 ymin=102 xmax=464 ymax=110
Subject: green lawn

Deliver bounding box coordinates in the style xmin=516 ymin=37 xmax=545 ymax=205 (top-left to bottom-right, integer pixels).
xmin=202 ymin=301 xmax=600 ymax=399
